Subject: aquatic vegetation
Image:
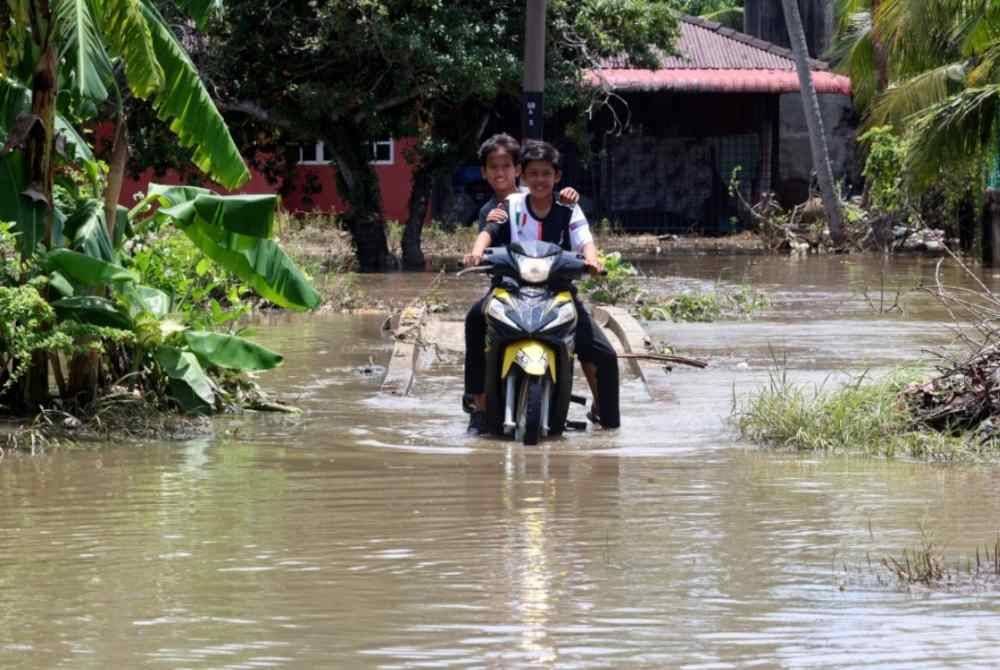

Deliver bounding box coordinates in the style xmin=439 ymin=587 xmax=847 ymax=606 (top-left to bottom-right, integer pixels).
xmin=735 ymin=367 xmax=1000 ymax=462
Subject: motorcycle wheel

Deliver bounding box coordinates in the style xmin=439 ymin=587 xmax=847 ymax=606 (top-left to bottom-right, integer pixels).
xmin=515 ymin=375 xmax=543 ymax=446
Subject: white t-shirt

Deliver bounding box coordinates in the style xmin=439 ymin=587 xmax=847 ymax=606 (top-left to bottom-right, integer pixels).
xmin=503 ymin=192 xmax=594 ymax=252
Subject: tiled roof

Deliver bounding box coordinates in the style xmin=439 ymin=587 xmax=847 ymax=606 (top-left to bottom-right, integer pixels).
xmin=589 ymin=16 xmax=852 ymax=95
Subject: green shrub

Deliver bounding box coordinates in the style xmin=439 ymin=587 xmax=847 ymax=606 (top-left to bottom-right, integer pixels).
xmin=130 ymin=231 xmax=252 ymax=327
xmin=581 ymin=252 xmax=638 ymax=304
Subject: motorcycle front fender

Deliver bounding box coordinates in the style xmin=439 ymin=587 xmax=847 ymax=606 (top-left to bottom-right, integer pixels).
xmin=501 ymin=339 xmax=557 ymax=383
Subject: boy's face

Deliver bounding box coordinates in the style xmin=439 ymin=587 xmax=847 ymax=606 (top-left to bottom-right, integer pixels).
xmin=481 ymin=149 xmax=520 ymax=197
xmin=521 ymin=160 xmax=560 ymax=201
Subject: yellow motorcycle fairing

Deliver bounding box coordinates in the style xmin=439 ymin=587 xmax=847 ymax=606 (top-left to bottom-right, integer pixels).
xmin=501 ymin=339 xmax=557 ymax=382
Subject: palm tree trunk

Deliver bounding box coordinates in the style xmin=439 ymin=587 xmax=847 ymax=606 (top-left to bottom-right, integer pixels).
xmin=781 ymin=0 xmax=845 ymax=245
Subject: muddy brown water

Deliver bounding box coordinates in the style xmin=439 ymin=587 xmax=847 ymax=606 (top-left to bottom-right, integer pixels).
xmin=3 ymin=255 xmax=1000 ymax=668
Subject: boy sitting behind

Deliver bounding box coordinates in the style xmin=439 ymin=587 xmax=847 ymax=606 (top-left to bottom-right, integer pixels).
xmin=462 ymin=139 xmax=620 ymax=434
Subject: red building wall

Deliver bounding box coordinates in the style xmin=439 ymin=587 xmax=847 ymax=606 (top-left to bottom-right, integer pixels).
xmin=119 ymin=137 xmax=418 ymax=222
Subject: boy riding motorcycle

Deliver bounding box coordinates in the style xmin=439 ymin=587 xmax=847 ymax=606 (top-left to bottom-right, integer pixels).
xmin=463 ymin=138 xmax=621 ymax=434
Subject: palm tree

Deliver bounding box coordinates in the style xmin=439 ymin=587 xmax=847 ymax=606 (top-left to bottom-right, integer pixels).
xmin=831 ymin=0 xmax=1000 ymax=185
xmin=781 ymin=0 xmax=846 ymax=244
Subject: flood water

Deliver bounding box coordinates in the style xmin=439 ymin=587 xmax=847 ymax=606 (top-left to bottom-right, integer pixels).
xmin=3 ymin=254 xmax=1000 ymax=668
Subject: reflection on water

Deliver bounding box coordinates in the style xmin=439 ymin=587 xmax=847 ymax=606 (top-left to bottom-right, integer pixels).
xmin=1 ymin=255 xmax=1000 ymax=668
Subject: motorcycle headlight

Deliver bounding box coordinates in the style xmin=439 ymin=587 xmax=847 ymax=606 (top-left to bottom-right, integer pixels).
xmin=513 ymin=253 xmax=555 ymax=284
xmin=486 ymin=297 xmax=520 ymax=330
xmin=541 ymin=300 xmax=577 ymax=332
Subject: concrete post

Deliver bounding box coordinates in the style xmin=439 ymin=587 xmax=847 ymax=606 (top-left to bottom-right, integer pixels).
xmin=522 ymin=0 xmax=546 ymax=141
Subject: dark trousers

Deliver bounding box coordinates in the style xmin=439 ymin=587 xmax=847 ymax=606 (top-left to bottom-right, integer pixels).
xmin=464 ymin=295 xmax=620 ymax=428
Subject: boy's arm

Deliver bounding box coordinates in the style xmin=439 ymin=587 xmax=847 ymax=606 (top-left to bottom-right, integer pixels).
xmin=463 ymin=230 xmax=494 ymax=267
xmin=567 ymin=204 xmax=603 ymax=273
xmin=580 ymin=241 xmax=604 ymax=274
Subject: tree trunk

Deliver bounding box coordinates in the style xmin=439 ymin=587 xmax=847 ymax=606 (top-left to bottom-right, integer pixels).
xmin=401 ymin=161 xmax=431 ymax=270
xmin=326 ymin=122 xmax=394 ymax=272
xmin=780 ymin=0 xmax=845 ymax=245
xmin=20 ymin=0 xmax=58 ymax=408
xmin=104 ymin=114 xmax=128 ymax=240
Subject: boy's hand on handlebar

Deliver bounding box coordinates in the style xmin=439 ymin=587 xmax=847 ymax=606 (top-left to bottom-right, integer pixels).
xmin=463 ymin=253 xmax=483 ymax=268
xmin=558 ymin=187 xmax=579 ymax=206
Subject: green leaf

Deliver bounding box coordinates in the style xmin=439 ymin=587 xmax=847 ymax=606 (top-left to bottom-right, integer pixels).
xmin=100 ymin=0 xmax=163 ymax=99
xmin=45 ymin=248 xmax=137 ymax=287
xmin=156 ymin=192 xmax=276 ymax=238
xmin=112 ymin=205 xmax=131 ymax=249
xmin=155 ymin=345 xmax=215 ymax=413
xmin=0 ymin=150 xmax=46 ymax=258
xmin=148 ymin=185 xmax=320 ymax=310
xmin=52 ymin=296 xmax=133 ymax=329
xmin=140 ymin=2 xmax=250 ymax=189
xmin=63 ymin=198 xmax=114 ymax=262
xmin=49 ymin=271 xmax=75 ymax=297
xmin=183 ymin=330 xmax=283 ymax=370
xmin=120 ymin=283 xmax=170 ymax=317
xmin=56 ymin=0 xmax=114 ymax=103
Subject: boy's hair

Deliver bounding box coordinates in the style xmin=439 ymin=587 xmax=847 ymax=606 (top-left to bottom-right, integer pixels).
xmin=478 ymin=133 xmax=521 ymax=166
xmin=519 ymin=140 xmax=561 ymax=171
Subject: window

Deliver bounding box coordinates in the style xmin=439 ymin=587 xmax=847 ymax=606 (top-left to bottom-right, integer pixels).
xmin=297 ymin=139 xmax=395 ymax=165
xmin=298 ymin=142 xmax=325 ymax=164
xmin=369 ymin=138 xmax=394 ymax=165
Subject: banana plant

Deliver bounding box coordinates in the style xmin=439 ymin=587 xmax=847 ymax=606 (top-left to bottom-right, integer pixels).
xmin=35 ymin=178 xmax=315 ymax=412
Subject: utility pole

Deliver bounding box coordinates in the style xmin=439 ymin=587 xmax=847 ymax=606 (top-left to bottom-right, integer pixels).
xmin=522 ymin=0 xmax=546 ymax=141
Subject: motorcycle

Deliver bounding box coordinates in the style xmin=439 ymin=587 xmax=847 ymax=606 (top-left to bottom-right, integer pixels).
xmin=460 ymin=239 xmax=591 ymax=445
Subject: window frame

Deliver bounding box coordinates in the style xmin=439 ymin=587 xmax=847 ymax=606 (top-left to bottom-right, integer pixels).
xmin=296 ymin=139 xmax=395 ymax=166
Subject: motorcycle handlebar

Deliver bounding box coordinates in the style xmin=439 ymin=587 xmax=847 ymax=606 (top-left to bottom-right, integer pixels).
xmin=455 ymin=265 xmax=491 ymax=278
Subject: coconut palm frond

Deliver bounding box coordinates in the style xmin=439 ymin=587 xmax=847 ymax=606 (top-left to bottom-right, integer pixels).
xmin=906 ymin=84 xmax=1000 ymax=184
xmin=701 ymin=7 xmax=742 ymax=31
xmin=828 ymin=11 xmax=879 ymax=109
xmin=966 ymin=41 xmax=1000 ymax=86
xmin=958 ymin=1 xmax=1000 ymax=58
xmin=835 ymin=0 xmax=872 ymax=31
xmin=870 ymin=62 xmax=968 ymax=126
xmin=877 ymin=0 xmax=964 ymax=76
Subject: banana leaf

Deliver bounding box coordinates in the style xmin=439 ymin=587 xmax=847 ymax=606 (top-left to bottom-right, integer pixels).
xmin=183 ymin=330 xmax=283 ymax=370
xmin=63 ymin=198 xmax=114 ymax=262
xmin=0 ymin=76 xmax=93 ymax=161
xmin=155 ymin=345 xmax=215 ymax=413
xmin=52 ymin=295 xmax=133 ymax=329
xmin=56 ymin=0 xmax=114 ymax=104
xmin=45 ymin=248 xmax=137 ymax=287
xmin=100 ymin=0 xmax=163 ymax=99
xmin=151 ymin=185 xmax=275 ymax=237
xmin=0 ymin=150 xmax=46 ymax=258
xmin=120 ymin=283 xmax=170 ymax=318
xmin=139 ymin=2 xmax=249 ymax=189
xmin=147 ymin=185 xmax=320 ymax=310
xmin=49 ymin=271 xmax=75 ymax=297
